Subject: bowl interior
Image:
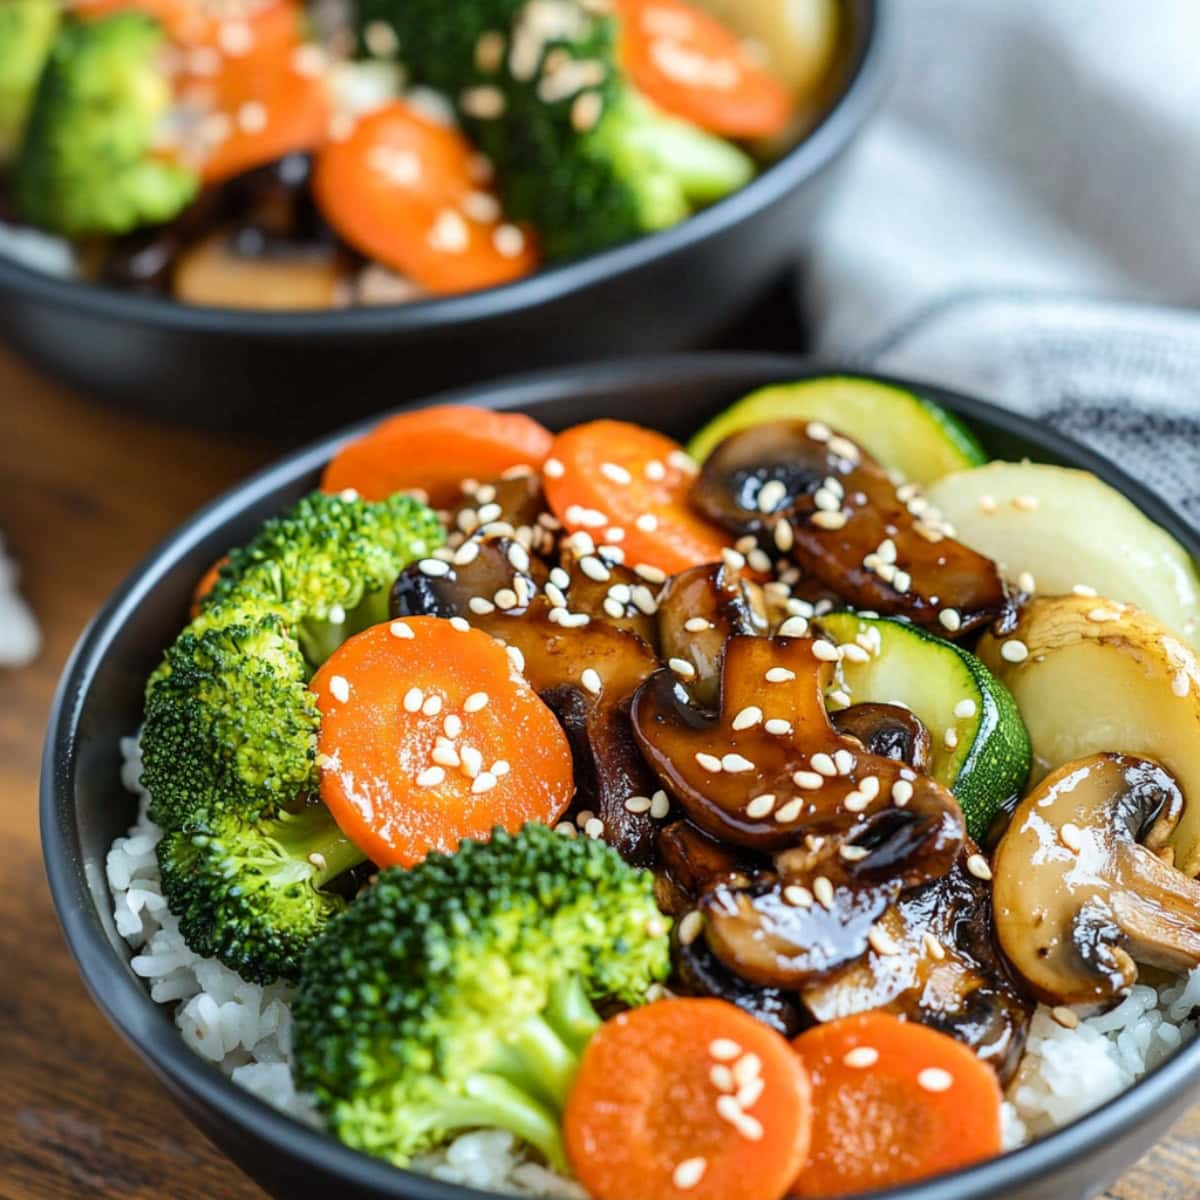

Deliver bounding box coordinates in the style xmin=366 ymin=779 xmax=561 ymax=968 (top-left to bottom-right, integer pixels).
xmin=44 ymin=353 xmax=1200 ymax=1200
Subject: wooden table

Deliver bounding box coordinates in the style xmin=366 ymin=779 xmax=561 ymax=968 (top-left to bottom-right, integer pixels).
xmin=1 ymin=346 xmax=1197 ymax=1200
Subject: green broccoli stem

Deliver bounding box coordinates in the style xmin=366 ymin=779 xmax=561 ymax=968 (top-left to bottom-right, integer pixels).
xmin=273 ymin=804 xmax=366 ymax=885
xmin=298 ymin=588 xmax=393 ymax=667
xmin=439 ymin=1075 xmax=568 ymax=1171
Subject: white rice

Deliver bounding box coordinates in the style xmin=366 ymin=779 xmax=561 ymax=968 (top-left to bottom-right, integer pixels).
xmin=109 ymin=736 xmax=1200 ymax=1187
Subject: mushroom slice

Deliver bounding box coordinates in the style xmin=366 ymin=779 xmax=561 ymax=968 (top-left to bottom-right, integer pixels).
xmin=390 ymin=536 xmax=662 ymax=862
xmin=993 ymin=752 xmax=1200 ymax=1008
xmin=631 ymin=633 xmax=965 ymax=868
xmin=657 ymin=562 xmax=767 ymax=707
xmin=832 ymin=702 xmax=932 ymax=772
xmin=448 ymin=472 xmax=557 ymax=558
xmin=657 ymin=820 xmax=759 ymax=907
xmin=553 ymin=546 xmax=660 ymax=646
xmin=692 ymin=421 xmax=1012 ymax=636
xmin=672 ymin=918 xmax=807 ymax=1038
xmin=802 ymin=848 xmax=1034 ymax=1083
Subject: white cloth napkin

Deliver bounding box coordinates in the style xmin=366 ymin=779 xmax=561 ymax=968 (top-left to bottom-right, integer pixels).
xmin=802 ymin=0 xmax=1200 ymax=520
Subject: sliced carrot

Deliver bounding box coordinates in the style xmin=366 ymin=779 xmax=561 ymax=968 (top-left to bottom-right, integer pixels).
xmin=75 ymin=0 xmax=300 ymax=58
xmin=321 ymin=405 xmax=554 ymax=508
xmin=189 ymin=554 xmax=229 ymax=618
xmin=311 ymin=101 xmax=539 ymax=295
xmin=790 ymin=1012 xmax=1003 ymax=1197
xmin=311 ymin=617 xmax=573 ymax=868
xmin=542 ymin=420 xmax=731 ymax=576
xmin=565 ymin=997 xmax=812 ymax=1200
xmin=618 ymin=0 xmax=793 ymax=138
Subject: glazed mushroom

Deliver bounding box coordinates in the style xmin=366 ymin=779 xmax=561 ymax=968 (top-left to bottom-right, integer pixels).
xmin=832 ymin=702 xmax=932 ymax=772
xmin=656 ymin=819 xmax=759 ymax=912
xmin=993 ymin=752 xmax=1200 ymax=1008
xmin=692 ymin=421 xmax=1012 ymax=636
xmin=657 ymin=562 xmax=767 ymax=708
xmin=631 ymin=633 xmax=965 ymax=860
xmin=447 ymin=471 xmax=558 ymax=559
xmin=802 ymin=848 xmax=1034 ymax=1082
xmin=390 ymin=535 xmax=662 ymax=862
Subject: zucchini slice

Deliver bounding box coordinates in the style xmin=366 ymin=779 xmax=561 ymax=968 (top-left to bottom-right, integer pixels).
xmin=687 ymin=376 xmax=987 ymax=484
xmin=818 ymin=612 xmax=1030 ymax=839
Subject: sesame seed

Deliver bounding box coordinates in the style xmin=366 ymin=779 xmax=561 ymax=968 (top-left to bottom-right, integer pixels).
xmin=402 ymin=686 xmax=424 ymax=713
xmin=709 ymin=1063 xmax=735 ymax=1092
xmin=650 ymin=790 xmax=671 ymax=819
xmin=766 ymin=666 xmax=796 ymax=682
xmin=601 ymin=597 xmax=624 ymax=619
xmin=721 ymin=548 xmax=747 ymax=571
xmin=477 ymin=502 xmax=504 ymax=524
xmin=827 ymin=435 xmax=860 ymax=463
xmin=733 ymin=1053 xmax=761 ymax=1088
xmin=624 ymin=795 xmax=652 ymax=814
xmin=843 ymin=1046 xmax=879 ymax=1069
xmin=1013 ymin=495 xmax=1040 ymax=512
xmin=1073 ymin=584 xmax=1098 ymax=597
xmin=841 ymin=643 xmax=871 ymax=664
xmin=1173 ymin=670 xmax=1190 ymax=698
xmin=954 ymin=698 xmax=978 ymax=719
xmin=468 ymin=597 xmax=496 ymax=616
xmin=684 ymin=616 xmax=713 ymax=633
xmin=635 ymin=563 xmax=667 ymax=584
xmin=773 ymin=520 xmax=795 ymax=552
xmin=672 ymin=1157 xmax=707 ymax=1190
xmin=544 ymin=457 xmax=565 ymax=479
xmin=389 ymin=621 xmax=414 ymax=639
xmin=418 ymin=558 xmax=451 ymax=577
xmin=695 ymin=752 xmax=723 ymax=773
xmin=765 ymin=718 xmax=792 ymax=736
xmin=944 ymin=728 xmax=959 ymax=750
xmin=977 ymin=494 xmax=998 ymax=514
xmin=793 ymin=770 xmax=823 ymax=789
xmin=829 ymin=689 xmax=852 ymax=708
xmin=629 ymin=513 xmax=658 ymax=535
xmin=1052 ymin=1005 xmax=1080 ymax=1030
xmin=432 ymin=742 xmax=460 ymax=768
xmin=422 ymin=694 xmax=444 ymax=716
xmin=464 ymin=691 xmax=489 ymax=713
xmin=581 ymin=668 xmax=603 ymax=696
xmin=632 ymin=585 xmax=659 ymax=615
xmin=236 ymin=100 xmax=268 ymax=134
xmin=555 ymin=821 xmax=577 ymax=837
xmin=475 ymin=29 xmax=506 ymax=71
xmin=1018 ymin=571 xmax=1037 ymax=594
xmin=1088 ymin=607 xmax=1122 ymax=623
xmin=806 ymin=421 xmax=832 ymax=443
xmin=747 ymin=548 xmax=773 ymax=574
xmin=892 ymin=779 xmax=914 ymax=806
xmin=813 ymin=876 xmax=835 ymax=909
xmin=935 ymin=608 xmax=963 ymax=636
xmin=813 ymin=487 xmax=841 ymax=513
xmin=492 ymin=760 xmax=510 ymax=776
xmin=966 ymin=853 xmax=993 ymax=881
xmin=217 ymin=19 xmax=254 ymax=55
xmin=757 ymin=479 xmax=788 ymax=513
xmin=918 ymin=1067 xmax=954 ymax=1093
xmin=840 ymin=844 xmax=869 ymax=862
xmin=678 ymin=910 xmax=704 ymax=945
xmin=494 ymin=587 xmax=518 ymax=610
xmin=600 ymin=461 xmax=632 ymax=485
xmin=892 ymin=569 xmax=913 ymax=593
xmin=454 ymin=541 xmax=481 ymax=566
xmin=1000 ymin=639 xmax=1029 ymax=663
xmin=731 ymin=705 xmax=763 ymax=731
xmin=1059 ymin=822 xmax=1085 ymax=852
xmin=746 ymin=793 xmax=775 ymax=818
xmin=811 ymin=753 xmax=837 ymax=777
xmin=460 ymin=85 xmax=507 ymax=118
xmin=868 ymin=924 xmax=902 ymax=956
xmin=469 ymin=771 xmax=497 ymax=795
xmin=722 ymin=753 xmax=755 ymax=773
xmin=579 ymin=555 xmax=610 ymax=583
xmin=448 ymin=617 xmax=470 ymax=634
xmin=363 ymin=19 xmax=398 ymax=57
xmin=737 ymin=1077 xmax=765 ymax=1111
xmin=774 ymin=799 xmax=803 ymax=822
xmin=583 ymin=817 xmax=605 ymax=839
xmin=571 ymin=90 xmax=604 ymax=132
xmin=417 ymin=766 xmax=446 ymax=787
xmin=843 ymin=790 xmax=870 ymax=814
xmin=833 ymin=749 xmax=856 ymax=775
xmin=774 ymin=616 xmax=807 ymax=639
xmin=670 ymin=657 xmax=697 ymax=679
xmin=784 ymin=884 xmax=813 ymax=908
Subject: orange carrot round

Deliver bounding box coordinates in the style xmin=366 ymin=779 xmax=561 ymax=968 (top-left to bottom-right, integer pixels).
xmin=312 ymin=101 xmax=538 ymax=295
xmin=189 ymin=554 xmax=229 ymax=618
xmin=321 ymin=405 xmax=554 ymax=507
xmin=542 ymin=420 xmax=731 ymax=575
xmin=790 ymin=1012 xmax=1003 ymax=1197
xmin=565 ymin=998 xmax=812 ymax=1200
xmin=311 ymin=617 xmax=573 ymax=868
xmin=618 ymin=0 xmax=793 ymax=138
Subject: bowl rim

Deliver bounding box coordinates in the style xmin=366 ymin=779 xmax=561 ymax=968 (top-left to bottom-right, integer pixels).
xmin=0 ymin=2 xmax=887 ymax=338
xmin=42 ymin=351 xmax=1200 ymax=1200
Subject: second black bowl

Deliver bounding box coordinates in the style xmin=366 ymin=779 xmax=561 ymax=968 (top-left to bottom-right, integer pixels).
xmin=0 ymin=2 xmax=885 ymax=432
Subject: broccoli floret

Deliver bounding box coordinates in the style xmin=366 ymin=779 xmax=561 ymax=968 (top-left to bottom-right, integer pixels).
xmin=0 ymin=0 xmax=60 ymax=163
xmin=204 ymin=490 xmax=446 ymax=666
xmin=355 ymin=1 xmax=754 ymax=261
xmin=293 ymin=824 xmax=671 ymax=1168
xmin=141 ymin=604 xmax=320 ymax=830
xmin=159 ymin=803 xmax=366 ymax=985
xmin=13 ymin=12 xmax=198 ymax=236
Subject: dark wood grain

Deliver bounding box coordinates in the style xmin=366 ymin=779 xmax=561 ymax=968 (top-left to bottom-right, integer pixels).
xmin=0 ymin=347 xmax=1196 ymax=1200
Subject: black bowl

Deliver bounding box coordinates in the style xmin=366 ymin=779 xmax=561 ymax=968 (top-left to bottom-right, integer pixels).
xmin=43 ymin=353 xmax=1200 ymax=1200
xmin=0 ymin=3 xmax=886 ymax=433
